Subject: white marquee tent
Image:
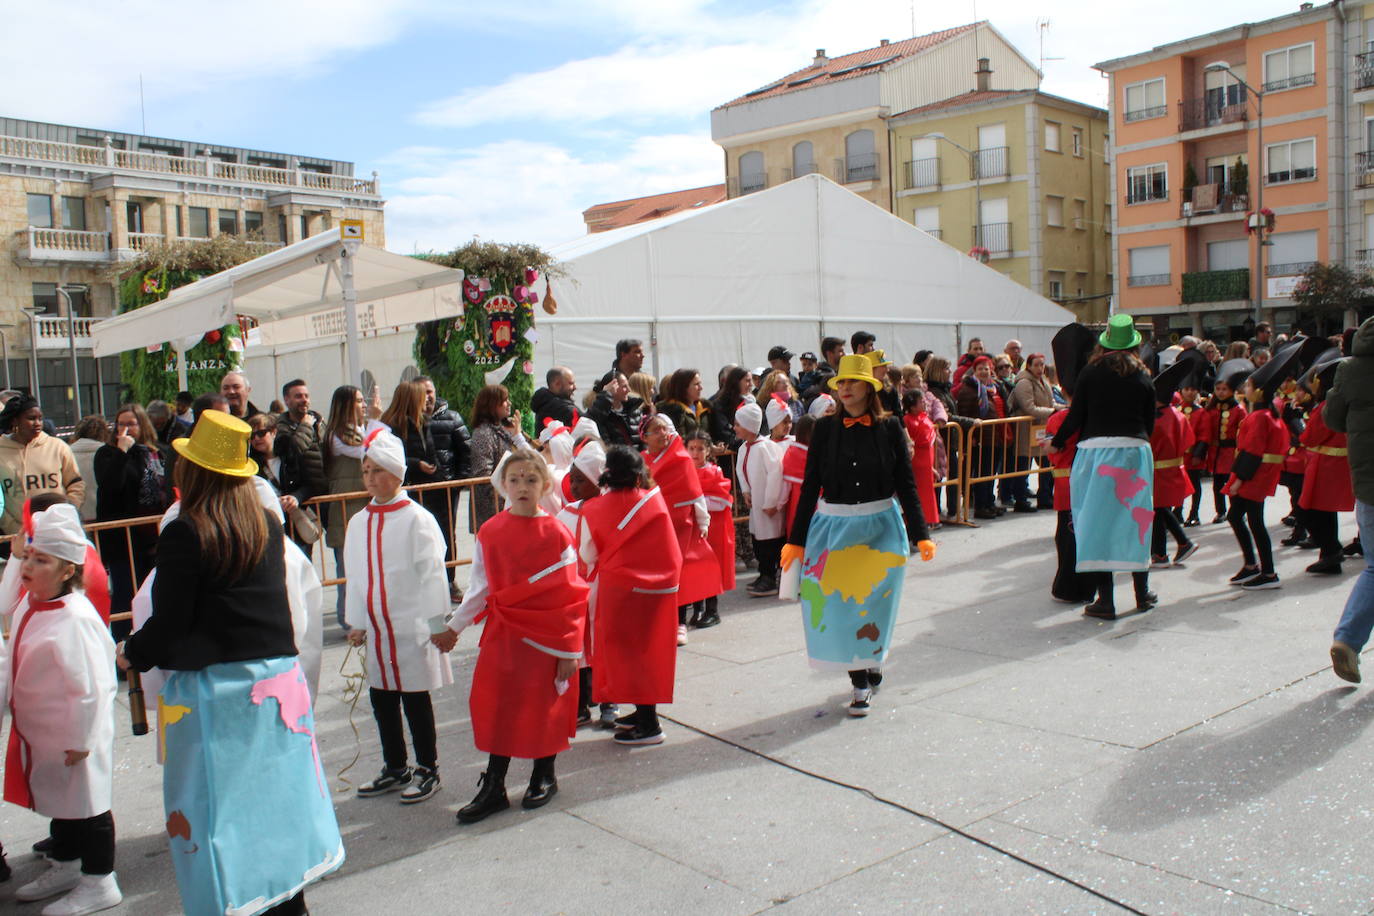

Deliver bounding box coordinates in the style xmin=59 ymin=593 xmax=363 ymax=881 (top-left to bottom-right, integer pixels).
xmin=538 ymin=173 xmax=1077 ymax=385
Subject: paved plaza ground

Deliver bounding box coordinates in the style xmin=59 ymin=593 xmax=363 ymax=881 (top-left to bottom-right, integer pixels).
xmin=1 ymin=501 xmax=1368 ymax=915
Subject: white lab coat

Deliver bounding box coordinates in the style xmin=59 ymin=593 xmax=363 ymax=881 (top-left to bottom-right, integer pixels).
xmin=343 ymin=492 xmax=453 ymax=692
xmin=737 ymin=437 xmax=787 ymax=540
xmin=6 ymin=592 xmax=116 ymax=818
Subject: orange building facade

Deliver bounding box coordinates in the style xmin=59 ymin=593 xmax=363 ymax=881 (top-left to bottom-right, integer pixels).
xmin=1096 ymin=5 xmax=1357 ymax=343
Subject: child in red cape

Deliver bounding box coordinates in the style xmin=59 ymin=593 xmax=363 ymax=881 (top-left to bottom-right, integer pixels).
xmin=781 ymin=416 xmax=813 ymax=535
xmin=686 ymin=431 xmax=729 ymax=629
xmin=1225 ymin=377 xmax=1289 ymax=589
xmin=440 ymin=449 xmax=589 ymax=824
xmin=579 ymin=445 xmax=683 ymax=746
xmin=901 ymin=391 xmax=940 ymax=529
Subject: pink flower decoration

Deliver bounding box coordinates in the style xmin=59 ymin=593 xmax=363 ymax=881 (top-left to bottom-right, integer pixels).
xmin=523 ymin=360 xmax=534 ymax=375
xmin=513 ymin=284 xmax=529 ymax=301
xmin=477 ymin=278 xmax=492 ymax=292
xmin=527 ymin=290 xmax=540 ymax=304
xmin=525 ymin=267 xmax=539 ymax=285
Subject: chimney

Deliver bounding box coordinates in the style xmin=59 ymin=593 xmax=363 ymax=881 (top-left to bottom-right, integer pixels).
xmin=976 ymin=57 xmax=992 ymax=92
xmin=880 ymin=39 xmax=890 ymax=46
xmin=814 ymin=48 xmax=828 ymax=66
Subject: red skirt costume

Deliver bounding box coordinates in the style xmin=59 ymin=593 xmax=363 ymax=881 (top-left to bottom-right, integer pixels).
xmin=1182 ymin=404 xmax=1209 ymax=472
xmin=1045 ymin=410 xmax=1076 ymax=511
xmin=697 ymin=463 xmax=736 ymax=591
xmin=1150 ymin=405 xmax=1195 ymax=508
xmin=1299 ymin=402 xmax=1354 ymax=512
xmin=644 ymin=438 xmax=721 ymax=606
xmin=903 ymin=414 xmax=940 ymax=527
xmin=1210 ymin=400 xmax=1246 ymax=476
xmin=582 ymin=487 xmax=683 ymax=705
xmin=1226 ymin=409 xmax=1288 ymax=501
xmin=469 ymin=513 xmax=589 ymax=760
xmin=781 ymin=442 xmax=809 ymax=533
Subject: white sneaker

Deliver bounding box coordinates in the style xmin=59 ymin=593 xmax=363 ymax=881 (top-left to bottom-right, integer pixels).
xmin=676 ymin=625 xmax=688 ymax=646
xmin=41 ymin=873 xmax=122 ymax=916
xmin=848 ymin=687 xmax=872 ymax=717
xmin=16 ymin=859 xmax=82 ymax=902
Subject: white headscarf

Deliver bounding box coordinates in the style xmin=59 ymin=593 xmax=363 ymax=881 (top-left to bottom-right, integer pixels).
xmin=363 ymin=427 xmax=407 ymax=481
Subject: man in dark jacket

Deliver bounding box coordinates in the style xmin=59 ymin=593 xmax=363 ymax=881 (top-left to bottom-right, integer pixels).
xmin=220 ymin=370 xmax=263 ymax=420
xmin=1328 ymin=317 xmax=1374 ymax=683
xmin=419 ymin=376 xmax=471 ymax=601
xmin=275 ymin=379 xmax=327 ymax=552
xmin=146 ymin=399 xmax=191 ymax=446
xmin=532 ymin=367 xmax=578 ymax=429
xmin=802 ymin=337 xmax=845 ymax=405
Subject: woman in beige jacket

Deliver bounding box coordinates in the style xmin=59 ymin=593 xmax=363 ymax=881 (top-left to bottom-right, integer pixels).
xmin=1010 ymin=354 xmax=1057 ymax=510
xmin=0 ymin=396 xmax=85 ymax=535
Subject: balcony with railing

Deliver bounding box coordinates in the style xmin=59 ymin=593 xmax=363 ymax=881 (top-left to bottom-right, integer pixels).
xmin=1177 ymin=96 xmax=1247 ymax=133
xmin=1358 ymin=52 xmax=1374 ymax=91
xmin=903 ymin=157 xmax=939 ymax=190
xmin=834 ymin=153 xmax=879 ymax=184
xmin=1265 ymin=261 xmax=1315 ymax=277
xmin=917 ymin=227 xmax=942 ymax=240
xmin=972 ymin=147 xmax=1008 ymax=179
xmin=1262 ymin=72 xmax=1316 ymax=93
xmin=1182 ymin=268 xmax=1249 ymax=303
xmin=1126 ymin=187 xmax=1169 ymax=205
xmin=1359 ymin=249 xmax=1374 ymax=268
xmin=1124 ymin=104 xmax=1168 ymax=123
xmin=974 ymin=222 xmax=1011 ymax=255
xmin=0 ymin=134 xmax=380 ymax=196
xmin=1128 ymin=273 xmax=1172 ymax=287
xmin=1180 ymin=183 xmax=1247 ymax=218
xmin=23 ymin=227 xmax=110 ymax=263
xmin=32 ymin=316 xmax=102 ymax=351
xmin=1358 ymin=151 xmax=1374 ymax=189
xmin=727 ymin=172 xmax=768 ymax=197
xmin=783 ymin=162 xmax=817 ymax=181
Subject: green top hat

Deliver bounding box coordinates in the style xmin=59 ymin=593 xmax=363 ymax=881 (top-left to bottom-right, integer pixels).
xmin=1099 ymin=313 xmax=1142 ymax=351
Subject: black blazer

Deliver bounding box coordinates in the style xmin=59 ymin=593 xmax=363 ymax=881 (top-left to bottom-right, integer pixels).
xmin=124 ymin=510 xmax=296 ymax=672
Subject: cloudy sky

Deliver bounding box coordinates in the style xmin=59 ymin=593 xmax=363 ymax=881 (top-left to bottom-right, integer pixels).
xmin=4 ymin=0 xmax=1295 ymax=252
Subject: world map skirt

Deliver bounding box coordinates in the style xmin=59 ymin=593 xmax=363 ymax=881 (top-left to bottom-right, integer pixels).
xmin=160 ymin=656 xmax=345 ymax=916
xmin=1069 ymin=437 xmax=1154 ymax=573
xmin=799 ymin=498 xmax=910 ymax=671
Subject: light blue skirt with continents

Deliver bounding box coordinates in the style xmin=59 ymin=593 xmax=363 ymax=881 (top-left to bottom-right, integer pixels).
xmin=1070 ymin=437 xmax=1154 ymax=573
xmin=799 ymin=499 xmax=910 ymax=671
xmin=161 ymin=657 xmax=344 ymax=916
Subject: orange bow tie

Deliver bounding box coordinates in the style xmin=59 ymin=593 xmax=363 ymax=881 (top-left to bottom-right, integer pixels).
xmin=843 ymin=415 xmax=872 ymax=428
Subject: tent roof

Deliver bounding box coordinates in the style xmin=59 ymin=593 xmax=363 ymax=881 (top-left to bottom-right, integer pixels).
xmin=92 ymin=230 xmax=463 ymax=357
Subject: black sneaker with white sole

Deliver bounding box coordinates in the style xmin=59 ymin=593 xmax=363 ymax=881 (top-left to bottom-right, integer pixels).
xmin=848 ymin=687 xmax=872 ymax=717
xmin=1241 ymin=572 xmax=1281 ymax=590
xmin=613 ymin=726 xmax=665 ymax=745
xmin=1228 ymin=566 xmax=1261 ymax=586
xmin=400 ymin=767 xmax=441 ymax=804
xmin=613 ymin=711 xmax=639 ymax=730
xmin=1172 ymin=542 xmax=1199 ymax=566
xmin=357 ymin=767 xmax=413 ymax=797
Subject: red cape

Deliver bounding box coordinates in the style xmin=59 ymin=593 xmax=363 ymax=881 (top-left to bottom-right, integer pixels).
xmin=902 ymin=415 xmax=939 ymax=526
xmin=1300 ymin=402 xmax=1354 ymax=511
xmin=644 ymin=439 xmax=721 ymax=605
xmin=1226 ymin=410 xmax=1287 ymax=501
xmin=697 ymin=463 xmax=736 ymax=590
xmin=1045 ymin=410 xmax=1077 ymax=512
xmin=1150 ymin=406 xmax=1196 ymax=508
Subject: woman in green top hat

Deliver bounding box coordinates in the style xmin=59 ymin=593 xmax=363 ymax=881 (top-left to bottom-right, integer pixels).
xmin=1048 ymin=315 xmax=1158 ymax=619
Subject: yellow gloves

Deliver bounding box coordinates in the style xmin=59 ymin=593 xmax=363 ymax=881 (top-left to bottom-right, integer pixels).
xmin=917 ymin=540 xmax=936 ymax=562
xmin=781 ymin=543 xmax=805 ymax=571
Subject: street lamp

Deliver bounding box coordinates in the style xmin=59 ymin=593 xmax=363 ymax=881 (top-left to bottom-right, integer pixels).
xmin=0 ymin=323 xmax=13 ymax=391
xmin=20 ymin=306 xmax=44 ymax=405
xmin=1204 ymin=61 xmax=1266 ymax=327
xmin=56 ymin=283 xmax=87 ymax=420
xmin=919 ymin=133 xmax=984 ymax=249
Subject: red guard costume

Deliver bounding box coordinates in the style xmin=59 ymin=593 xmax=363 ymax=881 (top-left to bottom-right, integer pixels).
xmin=451 ymin=512 xmax=588 ymax=759
xmin=781 ymin=441 xmax=809 ymax=533
xmin=697 ymin=462 xmax=736 ymax=591
xmin=1046 ymin=409 xmax=1091 ymax=602
xmin=1183 ymin=400 xmax=1209 ymax=473
xmin=579 ymin=487 xmax=683 ymax=705
xmin=1226 ymin=410 xmax=1287 ymax=501
xmin=903 ymin=413 xmax=940 ymax=527
xmin=1210 ymin=397 xmax=1246 ymax=477
xmin=643 ymin=437 xmax=719 ymax=606
xmin=1150 ymin=405 xmax=1196 ymax=508
xmin=1300 ymin=402 xmax=1353 ymax=512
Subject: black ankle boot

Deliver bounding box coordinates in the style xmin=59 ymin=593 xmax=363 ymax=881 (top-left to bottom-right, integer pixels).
xmin=1083 ymin=600 xmax=1116 ymax=619
xmin=522 ymin=759 xmax=558 ymax=810
xmin=456 ymin=771 xmax=510 ymax=824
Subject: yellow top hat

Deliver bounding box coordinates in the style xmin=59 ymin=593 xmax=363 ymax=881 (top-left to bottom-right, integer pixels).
xmin=865 ymin=349 xmax=892 ymax=368
xmin=828 ymin=354 xmax=882 ymax=391
xmin=172 ymin=409 xmax=259 ymax=478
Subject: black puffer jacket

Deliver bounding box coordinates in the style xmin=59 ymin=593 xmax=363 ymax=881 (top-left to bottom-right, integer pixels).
xmin=531 ymin=387 xmax=577 ymax=429
xmin=587 ymin=392 xmax=641 ymax=448
xmin=429 ymin=399 xmax=472 ymax=479
xmin=274 ymin=411 xmax=327 ymax=501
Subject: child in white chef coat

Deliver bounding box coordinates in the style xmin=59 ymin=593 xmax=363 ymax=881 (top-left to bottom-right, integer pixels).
xmin=4 ymin=504 xmax=121 ymax=915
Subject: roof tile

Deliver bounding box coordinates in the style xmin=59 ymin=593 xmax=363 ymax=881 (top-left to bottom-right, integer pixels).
xmin=583 ymin=184 xmax=727 ymax=233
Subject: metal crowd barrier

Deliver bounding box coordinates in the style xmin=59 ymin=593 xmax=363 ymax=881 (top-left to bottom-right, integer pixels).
xmin=954 ymin=415 xmax=1053 ymax=523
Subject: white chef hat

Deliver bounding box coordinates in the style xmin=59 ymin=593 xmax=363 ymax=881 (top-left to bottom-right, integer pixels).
xmin=251 ymin=476 xmax=285 ymax=523
xmin=542 ymin=421 xmax=574 ymax=470
xmin=363 ymin=427 xmax=407 ymax=481
xmin=765 ymin=395 xmax=791 ymax=431
xmin=538 ymin=419 xmax=568 ymax=444
xmin=572 ymin=439 xmax=606 ymax=484
xmin=808 ymin=393 xmax=835 ymax=418
xmin=29 ymin=503 xmax=91 ymax=565
xmin=735 ymin=401 xmax=763 ymax=431
xmin=572 ymin=415 xmax=600 ymax=443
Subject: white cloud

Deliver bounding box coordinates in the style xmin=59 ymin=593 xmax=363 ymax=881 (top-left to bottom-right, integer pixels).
xmin=382 ymin=133 xmax=722 ymax=252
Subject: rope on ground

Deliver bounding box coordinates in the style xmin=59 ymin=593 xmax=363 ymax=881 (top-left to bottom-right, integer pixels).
xmin=661 ymin=712 xmax=1149 ymax=916
xmin=333 ymin=643 xmax=367 ymax=792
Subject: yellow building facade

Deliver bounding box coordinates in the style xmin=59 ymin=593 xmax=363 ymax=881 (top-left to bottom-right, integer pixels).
xmin=888 ymin=91 xmax=1111 ymax=321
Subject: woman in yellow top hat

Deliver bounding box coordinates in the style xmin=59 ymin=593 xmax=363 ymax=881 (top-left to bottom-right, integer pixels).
xmin=119 ymin=410 xmax=343 ymax=916
xmin=781 ymin=355 xmax=937 ymax=717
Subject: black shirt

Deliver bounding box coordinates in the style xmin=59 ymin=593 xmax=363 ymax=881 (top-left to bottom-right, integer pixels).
xmin=1050 ymin=361 xmax=1156 ymax=448
xmin=789 ymin=414 xmax=929 ymax=546
xmin=124 ymin=510 xmax=296 ymax=672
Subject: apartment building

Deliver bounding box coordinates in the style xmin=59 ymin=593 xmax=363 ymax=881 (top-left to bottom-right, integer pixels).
xmin=1 ymin=117 xmax=385 ymax=423
xmin=1095 ymin=2 xmax=1372 ymax=343
xmin=887 ymin=79 xmax=1111 ymax=319
xmin=711 ymin=23 xmax=1042 ymax=211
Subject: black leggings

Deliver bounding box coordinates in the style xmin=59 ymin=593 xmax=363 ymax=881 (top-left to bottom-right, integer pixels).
xmin=752 ymin=536 xmax=783 ymax=581
xmin=848 ymin=669 xmax=883 ymax=689
xmin=485 ymin=753 xmax=556 ymax=783
xmin=50 ymin=811 xmax=114 ymax=875
xmin=1301 ymin=507 xmax=1341 ymax=557
xmin=1151 ymin=508 xmax=1190 ymax=556
xmin=1186 ymin=470 xmax=1203 ymax=520
xmin=1212 ymin=473 xmax=1229 ymax=515
xmin=263 ymin=892 xmax=307 ymax=915
xmin=1227 ymin=496 xmax=1273 ymax=574
xmin=369 ymin=688 xmax=438 ymax=772
xmin=1053 ymin=510 xmax=1093 ymax=601
xmin=1090 ymin=571 xmax=1151 ymax=609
